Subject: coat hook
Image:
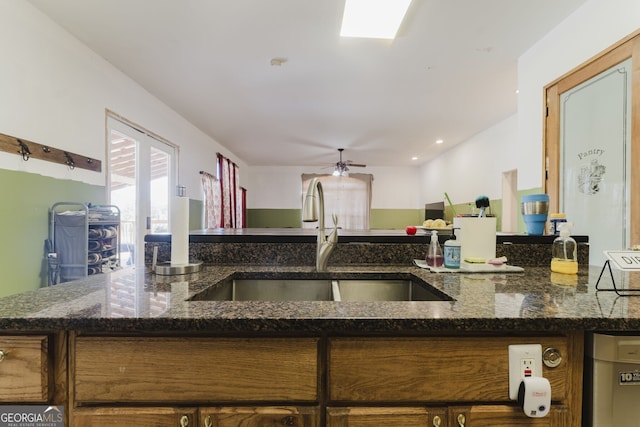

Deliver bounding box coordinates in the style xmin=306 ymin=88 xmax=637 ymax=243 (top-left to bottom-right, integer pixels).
xmin=64 ymin=151 xmax=75 ymax=170
xmin=17 ymin=139 xmax=31 ymax=161
xmin=87 ymin=158 xmax=94 ymax=164
xmin=42 ymin=146 xmax=51 ymax=153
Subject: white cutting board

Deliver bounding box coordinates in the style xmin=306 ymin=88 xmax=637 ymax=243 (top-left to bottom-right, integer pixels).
xmin=413 ymin=259 xmax=524 ymax=273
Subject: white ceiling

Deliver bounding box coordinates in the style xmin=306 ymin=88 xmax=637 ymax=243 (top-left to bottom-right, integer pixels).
xmin=29 ymin=0 xmax=586 ymax=168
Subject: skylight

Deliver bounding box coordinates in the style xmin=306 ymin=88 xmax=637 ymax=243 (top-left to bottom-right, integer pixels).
xmin=340 ymin=0 xmax=412 ymax=39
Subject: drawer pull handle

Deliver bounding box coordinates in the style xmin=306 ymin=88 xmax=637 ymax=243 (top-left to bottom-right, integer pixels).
xmin=0 ymin=350 xmax=5 ymax=362
xmin=203 ymin=415 xmax=212 ymax=427
xmin=180 ymin=415 xmax=189 ymax=427
xmin=432 ymin=415 xmax=442 ymax=426
xmin=457 ymin=413 xmax=466 ymax=427
xmin=282 ymin=416 xmax=297 ymax=426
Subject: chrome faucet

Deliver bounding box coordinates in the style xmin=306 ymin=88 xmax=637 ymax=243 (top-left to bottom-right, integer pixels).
xmin=303 ymin=177 xmax=338 ymax=271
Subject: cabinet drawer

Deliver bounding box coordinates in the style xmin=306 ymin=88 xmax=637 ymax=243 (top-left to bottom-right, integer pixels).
xmin=74 ymin=337 xmax=319 ymax=403
xmin=329 ymin=337 xmax=570 ymax=402
xmin=201 ymin=406 xmax=320 ymax=427
xmin=449 ymin=405 xmax=569 ymax=427
xmin=326 ymin=407 xmax=440 ymax=427
xmin=72 ymin=407 xmax=197 ymax=427
xmin=0 ymin=335 xmax=49 ymax=402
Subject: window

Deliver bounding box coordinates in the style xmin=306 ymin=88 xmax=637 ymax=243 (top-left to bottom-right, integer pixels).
xmin=301 ymin=173 xmax=373 ymax=230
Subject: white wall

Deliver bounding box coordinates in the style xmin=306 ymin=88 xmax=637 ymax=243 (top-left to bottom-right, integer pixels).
xmin=517 ymin=0 xmax=640 ymax=190
xmin=419 ymin=114 xmax=519 ymax=206
xmin=5 ymin=0 xmax=637 ymax=209
xmin=420 ymin=0 xmax=640 ymax=203
xmin=0 ymin=1 xmax=244 ymax=199
xmin=246 ymin=165 xmax=421 ymax=209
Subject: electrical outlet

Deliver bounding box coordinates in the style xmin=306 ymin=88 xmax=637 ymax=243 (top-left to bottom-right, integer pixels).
xmin=521 ymin=358 xmax=535 ymax=378
xmin=508 ymin=344 xmax=542 ymax=400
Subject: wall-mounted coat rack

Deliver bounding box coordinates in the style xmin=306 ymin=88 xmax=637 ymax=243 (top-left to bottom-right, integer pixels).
xmin=0 ymin=132 xmax=101 ymax=172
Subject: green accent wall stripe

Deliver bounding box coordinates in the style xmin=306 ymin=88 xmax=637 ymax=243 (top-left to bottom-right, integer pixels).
xmin=0 ymin=169 xmax=104 ymax=297
xmin=247 ymin=209 xmax=303 ymax=228
xmin=246 ymin=187 xmax=544 ymax=232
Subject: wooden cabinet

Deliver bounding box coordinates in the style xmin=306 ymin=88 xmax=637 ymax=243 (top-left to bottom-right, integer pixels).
xmin=72 ymin=407 xmax=197 ymax=427
xmin=327 ymin=405 xmax=568 ymax=426
xmin=0 ymin=335 xmax=50 ymax=402
xmin=71 ymin=335 xmax=320 ymax=426
xmin=69 ymin=333 xmax=582 ymax=426
xmin=328 ymin=335 xmax=582 ymax=426
xmin=73 ymin=406 xmax=320 ymax=427
xmin=327 ymin=406 xmax=444 ymax=427
xmin=447 ymin=405 xmax=569 ymax=426
xmin=200 ymin=406 xmax=320 ymax=427
xmin=73 ymin=336 xmax=319 ymax=403
xmin=328 ymin=336 xmax=569 ymax=402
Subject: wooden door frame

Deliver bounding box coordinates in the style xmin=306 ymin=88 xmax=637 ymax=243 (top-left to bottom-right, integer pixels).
xmin=543 ymin=29 xmax=640 ymax=246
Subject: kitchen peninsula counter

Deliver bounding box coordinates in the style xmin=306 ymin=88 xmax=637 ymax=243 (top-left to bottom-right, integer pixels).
xmin=147 ymin=227 xmax=590 ymax=244
xmin=0 ymin=263 xmax=634 ymax=333
xmin=1 ymin=263 xmax=630 ymax=427
xmin=145 ymin=228 xmax=590 ymax=268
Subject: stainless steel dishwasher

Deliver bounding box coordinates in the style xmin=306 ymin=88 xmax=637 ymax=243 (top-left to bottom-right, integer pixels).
xmin=585 ymin=333 xmax=640 ymax=426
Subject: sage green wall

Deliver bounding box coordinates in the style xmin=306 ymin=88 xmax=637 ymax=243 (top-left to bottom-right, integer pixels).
xmin=247 ymin=209 xmax=302 ymax=228
xmin=190 ymin=199 xmax=203 ymax=229
xmin=0 ymin=169 xmax=104 ymax=297
xmin=370 ymin=209 xmax=424 ymax=229
xmin=246 ymin=187 xmax=544 ymax=231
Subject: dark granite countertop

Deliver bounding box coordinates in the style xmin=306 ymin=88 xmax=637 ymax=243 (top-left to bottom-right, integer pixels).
xmin=145 ymin=228 xmax=589 ymax=244
xmin=0 ymin=263 xmax=638 ymax=334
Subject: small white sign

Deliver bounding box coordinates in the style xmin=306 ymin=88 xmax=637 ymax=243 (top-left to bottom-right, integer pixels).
xmin=604 ymin=251 xmax=640 ymax=271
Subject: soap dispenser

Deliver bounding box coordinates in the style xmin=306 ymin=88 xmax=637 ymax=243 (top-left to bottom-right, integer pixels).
xmin=444 ymin=229 xmax=461 ymax=269
xmin=426 ymin=230 xmax=444 ymax=267
xmin=551 ymin=222 xmax=578 ymax=274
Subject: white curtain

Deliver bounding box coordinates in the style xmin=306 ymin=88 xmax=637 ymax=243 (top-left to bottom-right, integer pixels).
xmin=200 ymin=171 xmax=220 ymax=229
xmin=301 ymin=173 xmax=373 ymax=230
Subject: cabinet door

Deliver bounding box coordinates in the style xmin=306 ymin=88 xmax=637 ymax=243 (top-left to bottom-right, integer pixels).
xmin=327 ymin=406 xmax=447 ymax=427
xmin=200 ymin=406 xmax=320 ymax=427
xmin=74 ymin=337 xmax=318 ymax=403
xmin=72 ymin=407 xmax=197 ymax=427
xmin=328 ymin=337 xmax=570 ymax=402
xmin=448 ymin=405 xmax=569 ymax=427
xmin=0 ymin=335 xmax=49 ymax=402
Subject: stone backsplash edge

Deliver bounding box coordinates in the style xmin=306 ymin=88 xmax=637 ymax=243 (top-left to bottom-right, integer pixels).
xmin=145 ymin=241 xmax=589 ymax=267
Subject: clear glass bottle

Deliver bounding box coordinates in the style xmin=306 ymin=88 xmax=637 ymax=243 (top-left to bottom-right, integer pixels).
xmin=426 ymin=230 xmax=444 ymax=267
xmin=444 ymin=229 xmax=461 ymax=269
xmin=551 ymin=222 xmax=578 ymax=274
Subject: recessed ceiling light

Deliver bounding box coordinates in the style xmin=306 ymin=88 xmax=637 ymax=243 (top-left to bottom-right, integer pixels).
xmin=411 ymin=156 xmax=418 ymax=161
xmin=435 ymin=139 xmax=444 ymax=144
xmin=340 ymin=0 xmax=412 ymax=39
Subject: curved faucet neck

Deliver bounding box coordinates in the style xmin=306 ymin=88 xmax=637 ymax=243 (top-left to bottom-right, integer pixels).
xmin=303 ymin=177 xmax=337 ymax=271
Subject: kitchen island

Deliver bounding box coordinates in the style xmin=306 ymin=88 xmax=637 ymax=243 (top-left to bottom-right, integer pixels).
xmin=0 ymin=262 xmax=637 ymax=426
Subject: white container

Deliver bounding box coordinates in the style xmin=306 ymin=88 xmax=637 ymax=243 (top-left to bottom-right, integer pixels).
xmin=452 ymin=217 xmax=497 ymax=261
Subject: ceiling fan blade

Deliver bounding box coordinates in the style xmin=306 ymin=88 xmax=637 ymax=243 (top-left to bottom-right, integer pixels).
xmin=346 ymin=162 xmax=366 ymax=167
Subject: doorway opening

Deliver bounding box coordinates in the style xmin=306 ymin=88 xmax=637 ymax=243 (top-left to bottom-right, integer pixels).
xmin=107 ymin=114 xmax=177 ymax=267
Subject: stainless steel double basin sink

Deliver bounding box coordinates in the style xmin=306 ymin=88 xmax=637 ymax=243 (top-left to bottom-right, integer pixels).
xmin=191 ymin=276 xmax=451 ymax=302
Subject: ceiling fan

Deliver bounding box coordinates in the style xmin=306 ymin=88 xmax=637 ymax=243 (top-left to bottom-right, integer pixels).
xmin=332 ymin=148 xmax=366 ymax=176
